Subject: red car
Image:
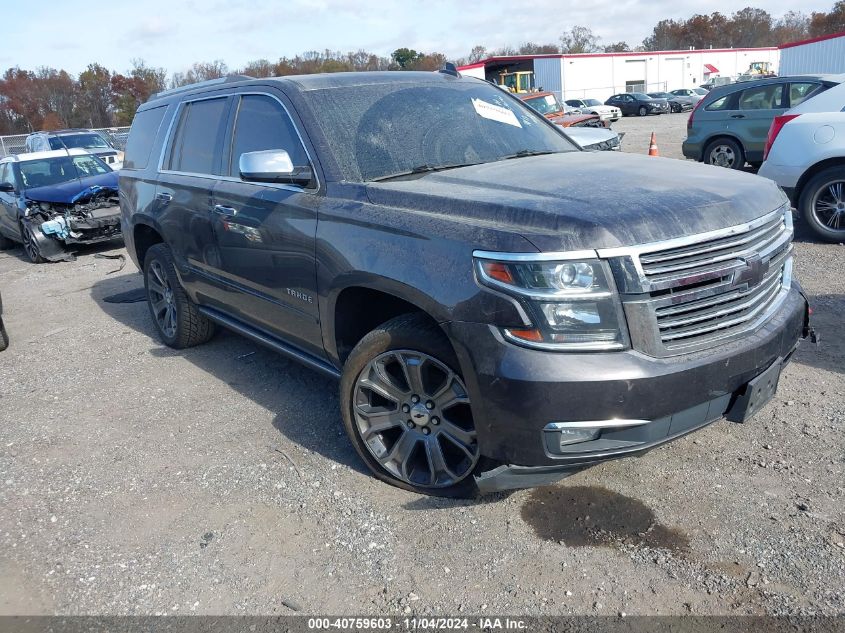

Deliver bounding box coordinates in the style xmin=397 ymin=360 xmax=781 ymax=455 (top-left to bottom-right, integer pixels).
xmin=519 ymin=92 xmax=607 ymax=128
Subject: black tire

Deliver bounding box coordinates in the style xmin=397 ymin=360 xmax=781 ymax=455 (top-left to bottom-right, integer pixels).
xmin=143 ymin=243 xmax=215 ymax=348
xmin=19 ymin=221 xmax=45 ymax=264
xmin=704 ymin=137 xmax=744 ymax=170
xmin=340 ymin=313 xmax=490 ymax=497
xmin=638 ymin=106 xmax=648 ymax=117
xmin=0 ymin=232 xmax=15 ymax=251
xmin=671 ymin=103 xmax=680 ymax=113
xmin=0 ymin=324 xmax=7 ymax=352
xmin=799 ymin=166 xmax=845 ymax=242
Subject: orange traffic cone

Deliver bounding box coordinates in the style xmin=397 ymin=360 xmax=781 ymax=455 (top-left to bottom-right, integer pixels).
xmin=648 ymin=132 xmax=659 ymax=157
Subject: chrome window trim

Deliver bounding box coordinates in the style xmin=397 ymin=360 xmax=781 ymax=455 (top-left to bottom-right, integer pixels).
xmin=156 ymin=90 xmax=321 ymax=194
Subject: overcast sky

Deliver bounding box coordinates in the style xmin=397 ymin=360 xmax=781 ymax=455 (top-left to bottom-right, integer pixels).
xmin=2 ymin=0 xmax=831 ymax=75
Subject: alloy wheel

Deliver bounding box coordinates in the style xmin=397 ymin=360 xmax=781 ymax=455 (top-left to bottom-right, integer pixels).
xmin=147 ymin=260 xmax=178 ymax=338
xmin=710 ymin=144 xmax=736 ymax=168
xmin=20 ymin=223 xmax=41 ymax=263
xmin=352 ymin=350 xmax=479 ymax=488
xmin=811 ymin=179 xmax=845 ymax=233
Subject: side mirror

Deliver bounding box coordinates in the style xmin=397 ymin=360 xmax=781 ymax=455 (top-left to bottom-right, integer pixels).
xmin=239 ymin=150 xmax=313 ymax=187
xmin=0 ymin=182 xmax=15 ymax=193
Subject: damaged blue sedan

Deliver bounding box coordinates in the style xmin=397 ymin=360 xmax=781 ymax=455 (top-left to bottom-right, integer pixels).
xmin=0 ymin=148 xmax=121 ymax=263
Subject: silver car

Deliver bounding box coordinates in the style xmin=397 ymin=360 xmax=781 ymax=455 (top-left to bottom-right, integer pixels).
xmin=669 ymin=88 xmax=707 ymax=108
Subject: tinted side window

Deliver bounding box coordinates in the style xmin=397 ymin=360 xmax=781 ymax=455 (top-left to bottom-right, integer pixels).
xmin=739 ymin=84 xmax=785 ymax=110
xmin=789 ymin=82 xmax=823 ymax=107
xmin=0 ymin=163 xmax=9 ymax=187
xmin=228 ymin=95 xmax=309 ymax=177
xmin=124 ymin=105 xmax=168 ymax=170
xmin=167 ymin=97 xmax=229 ymax=174
xmin=706 ymin=94 xmax=735 ymax=111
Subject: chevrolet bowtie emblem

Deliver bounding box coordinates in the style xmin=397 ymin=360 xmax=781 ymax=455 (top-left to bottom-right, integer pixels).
xmin=734 ymin=254 xmax=768 ymax=288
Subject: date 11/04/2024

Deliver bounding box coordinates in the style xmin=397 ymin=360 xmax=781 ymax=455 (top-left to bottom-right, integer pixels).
xmin=306 ymin=617 xmax=528 ymax=630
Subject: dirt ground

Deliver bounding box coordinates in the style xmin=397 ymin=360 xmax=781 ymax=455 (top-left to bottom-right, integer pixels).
xmin=0 ymin=113 xmax=843 ymax=616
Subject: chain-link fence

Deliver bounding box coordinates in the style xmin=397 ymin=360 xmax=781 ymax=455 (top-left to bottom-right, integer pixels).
xmin=0 ymin=126 xmax=132 ymax=157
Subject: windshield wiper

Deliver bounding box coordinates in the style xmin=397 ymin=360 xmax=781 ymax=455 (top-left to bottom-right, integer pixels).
xmin=500 ymin=149 xmax=560 ymax=160
xmin=370 ymin=162 xmax=479 ymax=182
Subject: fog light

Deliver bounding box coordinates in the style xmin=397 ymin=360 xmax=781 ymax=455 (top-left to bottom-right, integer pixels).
xmin=558 ymin=427 xmax=600 ymax=447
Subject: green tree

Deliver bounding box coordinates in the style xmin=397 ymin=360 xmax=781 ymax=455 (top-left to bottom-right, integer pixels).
xmin=391 ymin=48 xmax=422 ymax=69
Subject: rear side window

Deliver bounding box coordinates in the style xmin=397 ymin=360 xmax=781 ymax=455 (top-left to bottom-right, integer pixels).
xmin=166 ymin=97 xmax=229 ymax=174
xmin=124 ymin=105 xmax=167 ymax=170
xmin=228 ymin=95 xmax=309 ymax=177
xmin=739 ymin=84 xmax=785 ymax=110
xmin=789 ymin=82 xmax=823 ymax=107
xmin=705 ymin=95 xmax=732 ymax=111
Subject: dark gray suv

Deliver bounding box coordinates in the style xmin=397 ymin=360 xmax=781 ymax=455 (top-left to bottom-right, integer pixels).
xmin=119 ymin=71 xmax=810 ymax=497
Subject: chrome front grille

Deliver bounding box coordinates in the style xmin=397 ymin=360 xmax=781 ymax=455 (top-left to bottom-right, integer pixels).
xmin=598 ymin=205 xmax=794 ymax=357
xmin=639 ymin=212 xmax=784 ymax=287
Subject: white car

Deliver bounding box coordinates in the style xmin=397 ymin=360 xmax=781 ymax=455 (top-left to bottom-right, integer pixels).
xmin=759 ymin=82 xmax=845 ymax=242
xmin=564 ymin=98 xmax=621 ymax=122
xmin=565 ymin=126 xmax=623 ymax=151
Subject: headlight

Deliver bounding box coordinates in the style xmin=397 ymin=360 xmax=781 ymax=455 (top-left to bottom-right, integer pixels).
xmin=474 ymin=255 xmax=629 ymax=351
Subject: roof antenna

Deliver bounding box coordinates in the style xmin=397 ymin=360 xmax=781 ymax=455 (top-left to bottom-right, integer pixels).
xmin=439 ymin=62 xmax=461 ymax=78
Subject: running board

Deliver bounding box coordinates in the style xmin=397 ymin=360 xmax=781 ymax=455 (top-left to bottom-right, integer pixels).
xmin=198 ymin=307 xmax=341 ymax=380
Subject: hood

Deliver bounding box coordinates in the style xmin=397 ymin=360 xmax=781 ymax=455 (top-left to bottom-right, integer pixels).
xmin=365 ymin=152 xmax=787 ymax=252
xmin=646 ymin=98 xmax=669 ymax=106
xmin=24 ymin=171 xmax=119 ymax=205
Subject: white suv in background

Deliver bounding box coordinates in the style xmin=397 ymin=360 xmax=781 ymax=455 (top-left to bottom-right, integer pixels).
xmin=759 ymin=82 xmax=845 ymax=242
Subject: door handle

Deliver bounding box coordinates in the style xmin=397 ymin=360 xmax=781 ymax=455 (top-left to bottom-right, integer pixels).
xmin=730 ymin=114 xmax=746 ymax=119
xmin=213 ymin=204 xmax=238 ymax=216
xmin=155 ymin=192 xmax=172 ymax=203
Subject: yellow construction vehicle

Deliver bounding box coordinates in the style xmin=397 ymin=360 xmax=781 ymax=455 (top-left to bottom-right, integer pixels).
xmin=497 ymin=71 xmax=536 ymax=93
xmin=746 ymin=61 xmax=776 ymax=77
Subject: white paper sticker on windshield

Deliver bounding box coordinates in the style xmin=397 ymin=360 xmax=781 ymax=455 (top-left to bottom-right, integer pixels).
xmin=471 ymin=98 xmax=522 ymax=128
xmin=544 ymin=95 xmax=556 ymax=105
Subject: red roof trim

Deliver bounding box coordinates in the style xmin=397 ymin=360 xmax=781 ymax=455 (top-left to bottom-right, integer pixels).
xmin=779 ymin=30 xmax=845 ymax=49
xmin=459 ymin=47 xmax=777 ymax=68
xmin=456 ymin=61 xmax=487 ymax=70
xmin=704 ymin=64 xmax=719 ymax=73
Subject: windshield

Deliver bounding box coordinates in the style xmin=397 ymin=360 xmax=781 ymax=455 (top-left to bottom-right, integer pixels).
xmin=301 ymin=80 xmax=578 ymax=182
xmin=48 ymin=133 xmax=111 ymax=151
xmin=523 ymin=94 xmax=563 ymax=115
xmin=18 ymin=154 xmax=111 ymax=189
xmin=583 ymin=99 xmax=602 ymax=106
xmin=649 ymin=93 xmax=670 ymax=99
xmin=632 ymin=93 xmax=652 ymax=100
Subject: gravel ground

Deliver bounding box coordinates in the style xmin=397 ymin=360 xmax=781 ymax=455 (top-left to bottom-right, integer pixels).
xmin=0 ymin=114 xmax=843 ymax=616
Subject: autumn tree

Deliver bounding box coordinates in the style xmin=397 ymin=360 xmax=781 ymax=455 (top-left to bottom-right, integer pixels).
xmin=810 ymin=0 xmax=845 ymax=35
xmin=77 ymin=63 xmax=112 ymax=128
xmin=560 ymin=26 xmax=601 ymax=53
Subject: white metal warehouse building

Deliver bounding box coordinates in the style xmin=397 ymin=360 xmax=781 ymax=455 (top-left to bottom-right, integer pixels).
xmin=458 ymin=47 xmax=780 ymax=102
xmin=779 ymin=31 xmax=845 ymax=75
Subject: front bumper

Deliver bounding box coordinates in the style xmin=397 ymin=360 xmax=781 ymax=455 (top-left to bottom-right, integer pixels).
xmin=445 ymin=284 xmax=808 ymax=487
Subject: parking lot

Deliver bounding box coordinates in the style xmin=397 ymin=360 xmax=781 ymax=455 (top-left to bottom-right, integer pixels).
xmin=0 ymin=112 xmax=843 ymax=617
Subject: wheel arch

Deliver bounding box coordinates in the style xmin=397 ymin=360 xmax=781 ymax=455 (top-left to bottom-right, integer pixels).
xmin=701 ymin=134 xmax=746 ymax=163
xmin=327 ymin=281 xmax=448 ymax=366
xmin=794 ymin=157 xmax=845 ymax=205
xmin=132 ymin=220 xmax=164 ymax=271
